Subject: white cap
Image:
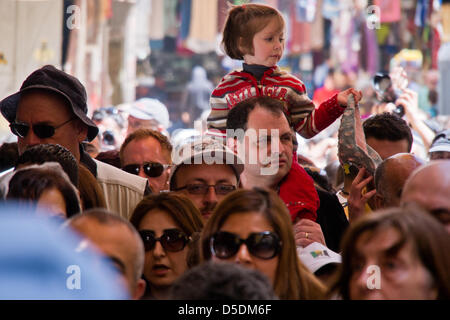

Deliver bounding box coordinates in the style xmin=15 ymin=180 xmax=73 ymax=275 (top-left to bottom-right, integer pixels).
xmin=429 ymin=130 xmax=450 ymax=153
xmin=169 ymin=136 xmax=244 ymax=190
xmin=297 ymin=242 xmax=342 ymax=273
xmin=128 ymin=98 xmax=170 ymax=129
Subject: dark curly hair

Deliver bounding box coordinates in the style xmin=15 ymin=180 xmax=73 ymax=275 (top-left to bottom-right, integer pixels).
xmin=363 ymin=112 xmax=413 ymax=152
xmin=16 ymin=144 xmax=79 ymax=187
xmin=169 ymin=261 xmax=278 ymax=300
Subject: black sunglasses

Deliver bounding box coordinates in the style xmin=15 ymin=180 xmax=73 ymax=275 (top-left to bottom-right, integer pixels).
xmin=210 ymin=231 xmax=281 ymax=260
xmin=174 ymin=184 xmax=236 ymax=195
xmin=10 ymin=118 xmax=75 ymax=139
xmin=139 ymin=229 xmax=190 ymax=252
xmin=122 ymin=162 xmax=171 ymax=178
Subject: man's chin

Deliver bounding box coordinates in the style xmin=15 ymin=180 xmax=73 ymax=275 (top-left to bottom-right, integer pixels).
xmin=259 ymin=163 xmax=290 ymax=178
xmin=201 ymin=211 xmax=213 ymax=221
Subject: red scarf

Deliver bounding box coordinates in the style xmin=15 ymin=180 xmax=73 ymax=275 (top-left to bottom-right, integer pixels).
xmin=278 ymin=157 xmax=319 ymax=223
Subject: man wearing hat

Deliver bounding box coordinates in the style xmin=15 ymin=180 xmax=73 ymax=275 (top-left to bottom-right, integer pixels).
xmin=0 ymin=65 xmax=149 ymax=219
xmin=169 ymin=137 xmax=243 ymax=221
xmin=429 ymin=129 xmax=450 ymax=160
xmin=126 ymin=97 xmax=170 ymax=137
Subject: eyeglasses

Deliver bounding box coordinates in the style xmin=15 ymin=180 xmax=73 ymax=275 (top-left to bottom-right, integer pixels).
xmin=139 ymin=229 xmax=190 ymax=252
xmin=10 ymin=118 xmax=75 ymax=139
xmin=210 ymin=231 xmax=281 ymax=260
xmin=122 ymin=162 xmax=171 ymax=178
xmin=174 ymin=184 xmax=236 ymax=195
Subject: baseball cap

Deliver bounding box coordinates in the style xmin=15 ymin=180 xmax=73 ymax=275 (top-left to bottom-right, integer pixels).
xmin=0 ymin=65 xmax=99 ymax=142
xmin=297 ymin=242 xmax=342 ymax=274
xmin=429 ymin=130 xmax=450 ymax=153
xmin=127 ymin=98 xmax=170 ymax=129
xmin=169 ymin=136 xmax=244 ymax=189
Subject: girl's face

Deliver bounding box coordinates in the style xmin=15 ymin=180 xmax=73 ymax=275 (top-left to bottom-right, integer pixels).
xmin=212 ymin=211 xmax=279 ymax=286
xmin=349 ymin=227 xmax=437 ymax=300
xmin=243 ymin=17 xmax=285 ymax=67
xmin=138 ymin=209 xmax=189 ymax=291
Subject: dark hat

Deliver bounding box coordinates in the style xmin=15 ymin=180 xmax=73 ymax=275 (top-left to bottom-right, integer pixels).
xmin=0 ymin=65 xmax=98 ymax=141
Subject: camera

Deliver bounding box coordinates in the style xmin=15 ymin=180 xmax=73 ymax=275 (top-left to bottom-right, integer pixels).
xmin=102 ymin=130 xmax=116 ymax=146
xmin=373 ymin=73 xmax=405 ymax=117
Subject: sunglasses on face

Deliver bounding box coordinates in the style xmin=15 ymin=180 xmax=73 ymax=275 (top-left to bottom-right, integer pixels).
xmin=210 ymin=231 xmax=281 ymax=260
xmin=10 ymin=118 xmax=75 ymax=139
xmin=174 ymin=184 xmax=236 ymax=195
xmin=139 ymin=229 xmax=190 ymax=252
xmin=122 ymin=162 xmax=171 ymax=178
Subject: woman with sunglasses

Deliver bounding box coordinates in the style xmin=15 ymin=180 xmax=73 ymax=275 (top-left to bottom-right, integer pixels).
xmin=200 ymin=188 xmax=325 ymax=300
xmin=130 ymin=193 xmax=204 ymax=299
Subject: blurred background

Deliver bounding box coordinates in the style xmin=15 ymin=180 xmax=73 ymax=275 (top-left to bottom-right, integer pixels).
xmin=1 ymin=0 xmax=449 ymax=156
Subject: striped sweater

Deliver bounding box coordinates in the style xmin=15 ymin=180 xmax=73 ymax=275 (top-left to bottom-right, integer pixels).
xmin=207 ymin=65 xmax=345 ymax=138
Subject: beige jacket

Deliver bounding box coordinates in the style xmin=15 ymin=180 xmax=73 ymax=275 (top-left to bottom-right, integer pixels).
xmin=94 ymin=159 xmax=147 ymax=220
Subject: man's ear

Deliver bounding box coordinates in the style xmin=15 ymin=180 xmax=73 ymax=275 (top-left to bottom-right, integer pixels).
xmin=75 ymin=120 xmax=88 ymax=143
xmin=226 ymin=137 xmax=238 ymax=154
xmin=374 ymin=193 xmax=384 ymax=210
xmin=133 ymin=278 xmax=146 ymax=300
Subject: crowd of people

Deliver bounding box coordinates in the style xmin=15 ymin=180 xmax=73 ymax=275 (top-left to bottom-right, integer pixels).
xmin=0 ymin=3 xmax=449 ymax=300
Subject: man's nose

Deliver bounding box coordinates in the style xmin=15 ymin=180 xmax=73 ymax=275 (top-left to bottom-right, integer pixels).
xmin=22 ymin=128 xmax=42 ymax=146
xmin=203 ymin=186 xmax=218 ymax=204
xmin=138 ymin=167 xmax=147 ymax=179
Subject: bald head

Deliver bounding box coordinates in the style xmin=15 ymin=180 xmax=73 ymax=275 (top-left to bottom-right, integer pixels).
xmin=401 ymin=160 xmax=450 ymax=232
xmin=68 ymin=209 xmax=146 ymax=299
xmin=374 ymin=153 xmax=425 ymax=209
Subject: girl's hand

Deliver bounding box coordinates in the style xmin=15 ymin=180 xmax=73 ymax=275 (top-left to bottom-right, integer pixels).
xmin=337 ymin=88 xmax=363 ymax=107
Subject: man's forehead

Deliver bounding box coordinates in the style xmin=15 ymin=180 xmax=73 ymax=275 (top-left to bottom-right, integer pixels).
xmin=248 ymin=105 xmax=288 ymax=123
xmin=17 ymin=91 xmax=73 ymax=118
xmin=177 ymin=163 xmax=237 ymax=182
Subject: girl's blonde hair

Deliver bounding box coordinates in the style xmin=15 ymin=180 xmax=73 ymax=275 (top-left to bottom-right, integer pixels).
xmin=222 ymin=3 xmax=285 ymax=60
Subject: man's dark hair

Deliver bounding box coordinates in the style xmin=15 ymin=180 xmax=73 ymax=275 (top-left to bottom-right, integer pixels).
xmin=226 ymin=96 xmax=289 ymax=139
xmin=16 ymin=144 xmax=79 ymax=187
xmin=0 ymin=142 xmax=19 ymax=172
xmin=96 ymin=150 xmax=121 ymax=169
xmin=169 ymin=261 xmax=278 ymax=300
xmin=363 ymin=112 xmax=413 ymax=152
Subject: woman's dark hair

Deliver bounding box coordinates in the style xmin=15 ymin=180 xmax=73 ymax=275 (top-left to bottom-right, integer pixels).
xmin=329 ymin=205 xmax=450 ymax=299
xmin=7 ymin=163 xmax=81 ymax=218
xmin=78 ymin=164 xmax=106 ymax=210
